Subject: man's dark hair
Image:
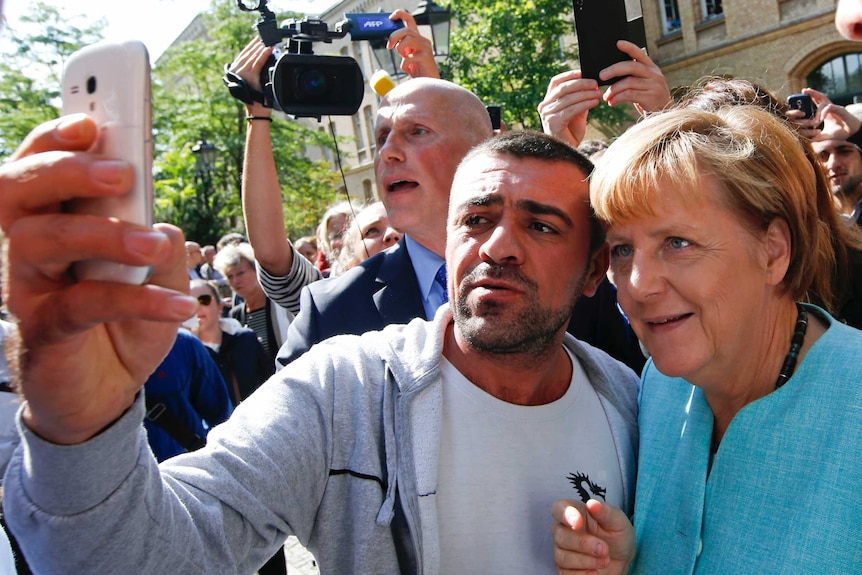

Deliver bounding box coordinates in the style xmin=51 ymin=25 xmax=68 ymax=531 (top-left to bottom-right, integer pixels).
xmin=216 ymin=232 xmax=248 ymax=252
xmin=458 ymin=130 xmax=604 ymax=253
xmin=578 ymin=138 xmax=610 ymax=159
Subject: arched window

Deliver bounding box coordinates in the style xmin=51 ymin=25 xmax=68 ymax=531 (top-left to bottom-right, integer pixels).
xmin=807 ymin=52 xmax=862 ymax=105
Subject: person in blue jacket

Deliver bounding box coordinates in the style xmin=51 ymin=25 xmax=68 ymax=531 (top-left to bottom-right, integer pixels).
xmin=143 ymin=328 xmax=233 ymax=461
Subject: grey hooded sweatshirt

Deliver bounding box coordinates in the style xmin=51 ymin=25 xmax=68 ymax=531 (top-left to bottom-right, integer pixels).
xmin=4 ymin=307 xmax=638 ymax=575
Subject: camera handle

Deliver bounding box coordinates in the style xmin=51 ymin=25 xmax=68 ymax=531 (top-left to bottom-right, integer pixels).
xmin=222 ymin=63 xmax=275 ymax=108
xmin=236 ymin=0 xmax=351 ymax=48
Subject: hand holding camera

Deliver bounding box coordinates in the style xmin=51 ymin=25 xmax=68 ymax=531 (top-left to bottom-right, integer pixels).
xmin=227 ymin=38 xmax=274 ymax=115
xmin=229 ymin=0 xmax=414 ymax=119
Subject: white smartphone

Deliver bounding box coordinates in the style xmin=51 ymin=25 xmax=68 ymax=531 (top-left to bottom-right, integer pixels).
xmin=61 ymin=39 xmax=154 ymax=284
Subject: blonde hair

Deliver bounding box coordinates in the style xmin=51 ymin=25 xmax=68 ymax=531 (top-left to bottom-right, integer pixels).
xmin=591 ymin=105 xmax=836 ymax=310
xmin=212 ymin=242 xmax=257 ymax=277
xmin=315 ymin=200 xmax=358 ymax=271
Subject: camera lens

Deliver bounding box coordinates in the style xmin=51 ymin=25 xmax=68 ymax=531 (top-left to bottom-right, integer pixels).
xmin=86 ymin=76 xmax=97 ymax=94
xmin=272 ymin=53 xmax=363 ymax=117
xmin=296 ymin=69 xmax=328 ymax=100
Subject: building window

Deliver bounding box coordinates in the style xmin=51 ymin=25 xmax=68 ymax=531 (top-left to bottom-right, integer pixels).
xmin=364 ymin=106 xmax=376 ymax=153
xmin=353 ymin=113 xmax=366 ymax=151
xmin=353 ymin=41 xmax=366 ymax=77
xmin=363 ymin=179 xmax=374 ymax=203
xmin=808 ymin=52 xmax=862 ymax=105
xmin=661 ymin=0 xmax=681 ymax=34
xmin=702 ymin=0 xmax=723 ymax=20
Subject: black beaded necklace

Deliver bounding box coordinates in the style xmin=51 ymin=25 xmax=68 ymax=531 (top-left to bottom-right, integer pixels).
xmin=774 ymin=304 xmax=808 ymax=390
xmin=711 ymin=304 xmax=809 ymax=457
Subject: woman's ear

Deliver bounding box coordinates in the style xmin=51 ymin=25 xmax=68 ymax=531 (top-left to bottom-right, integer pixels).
xmin=763 ymin=218 xmax=792 ymax=286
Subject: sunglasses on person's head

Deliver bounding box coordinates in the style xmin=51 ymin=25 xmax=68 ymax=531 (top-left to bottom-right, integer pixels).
xmin=197 ymin=294 xmax=214 ymax=306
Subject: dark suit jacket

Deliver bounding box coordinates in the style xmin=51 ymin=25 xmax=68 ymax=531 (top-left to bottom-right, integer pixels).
xmin=567 ymin=278 xmax=647 ymax=375
xmin=276 ymin=238 xmax=425 ymax=366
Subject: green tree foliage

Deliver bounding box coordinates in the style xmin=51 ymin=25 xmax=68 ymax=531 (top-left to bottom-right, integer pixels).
xmin=0 ymin=2 xmax=104 ymax=156
xmin=442 ymin=0 xmax=632 ymax=135
xmin=0 ymin=0 xmax=340 ymax=245
xmin=152 ymin=0 xmax=341 ymax=245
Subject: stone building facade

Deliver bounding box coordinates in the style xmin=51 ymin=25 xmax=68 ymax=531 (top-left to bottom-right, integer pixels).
xmin=640 ymin=0 xmax=860 ymax=103
xmin=170 ymin=1 xmax=860 ymax=202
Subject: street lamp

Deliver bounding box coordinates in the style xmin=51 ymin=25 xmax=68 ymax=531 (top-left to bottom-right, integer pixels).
xmin=191 ymin=139 xmax=216 ymax=177
xmin=411 ymin=0 xmax=451 ymax=58
xmin=370 ymin=0 xmax=452 ymax=77
xmin=190 ymin=139 xmax=217 ymax=241
xmin=370 ymin=38 xmax=404 ymax=78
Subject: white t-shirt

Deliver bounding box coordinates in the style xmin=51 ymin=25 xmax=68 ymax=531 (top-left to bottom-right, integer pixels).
xmin=0 ymin=527 xmax=15 ymax=575
xmin=0 ymin=393 xmax=19 ymax=482
xmin=436 ymin=349 xmax=623 ymax=573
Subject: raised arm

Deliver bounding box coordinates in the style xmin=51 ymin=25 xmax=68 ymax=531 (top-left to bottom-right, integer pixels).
xmin=0 ymin=114 xmax=195 ymax=445
xmin=229 ymin=39 xmax=294 ymax=278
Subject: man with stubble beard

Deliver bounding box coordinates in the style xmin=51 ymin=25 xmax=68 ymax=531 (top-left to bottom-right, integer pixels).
xmin=1 ymin=130 xmax=637 ymax=574
xmin=232 ymin=38 xmax=644 ymax=371
xmin=812 ymin=128 xmax=862 ymax=225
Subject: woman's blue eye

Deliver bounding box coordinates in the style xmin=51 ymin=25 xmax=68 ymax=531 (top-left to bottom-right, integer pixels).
xmin=611 ymin=245 xmax=633 ymax=258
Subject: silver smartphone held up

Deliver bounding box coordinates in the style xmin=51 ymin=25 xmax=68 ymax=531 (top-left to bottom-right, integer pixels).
xmin=61 ymin=39 xmax=154 ymax=284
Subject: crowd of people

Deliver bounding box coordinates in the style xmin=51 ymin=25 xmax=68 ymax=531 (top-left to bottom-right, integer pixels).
xmin=2 ymin=0 xmax=862 ymax=573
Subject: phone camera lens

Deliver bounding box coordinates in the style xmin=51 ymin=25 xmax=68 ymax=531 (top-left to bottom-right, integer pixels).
xmin=86 ymin=76 xmax=97 ymax=94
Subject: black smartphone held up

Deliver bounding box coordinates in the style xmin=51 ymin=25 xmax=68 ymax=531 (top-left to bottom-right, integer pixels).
xmin=573 ymin=0 xmax=645 ymax=86
xmin=486 ymin=105 xmax=502 ymax=130
xmin=787 ymin=93 xmax=816 ymax=119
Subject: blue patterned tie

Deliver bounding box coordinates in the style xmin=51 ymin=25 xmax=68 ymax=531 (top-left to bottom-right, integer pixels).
xmin=434 ymin=264 xmax=448 ymax=303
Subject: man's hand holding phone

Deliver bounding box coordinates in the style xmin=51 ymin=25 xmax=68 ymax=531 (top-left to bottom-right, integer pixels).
xmin=799 ymin=87 xmax=862 ymax=142
xmin=0 ymin=104 xmax=197 ymax=446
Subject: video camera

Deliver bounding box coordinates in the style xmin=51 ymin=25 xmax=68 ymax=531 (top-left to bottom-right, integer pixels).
xmin=227 ymin=0 xmax=405 ymax=120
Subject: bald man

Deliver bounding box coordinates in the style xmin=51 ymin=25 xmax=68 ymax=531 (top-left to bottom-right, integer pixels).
xmin=233 ymin=38 xmax=645 ymax=371
xmin=231 ymin=39 xmax=494 ymax=365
